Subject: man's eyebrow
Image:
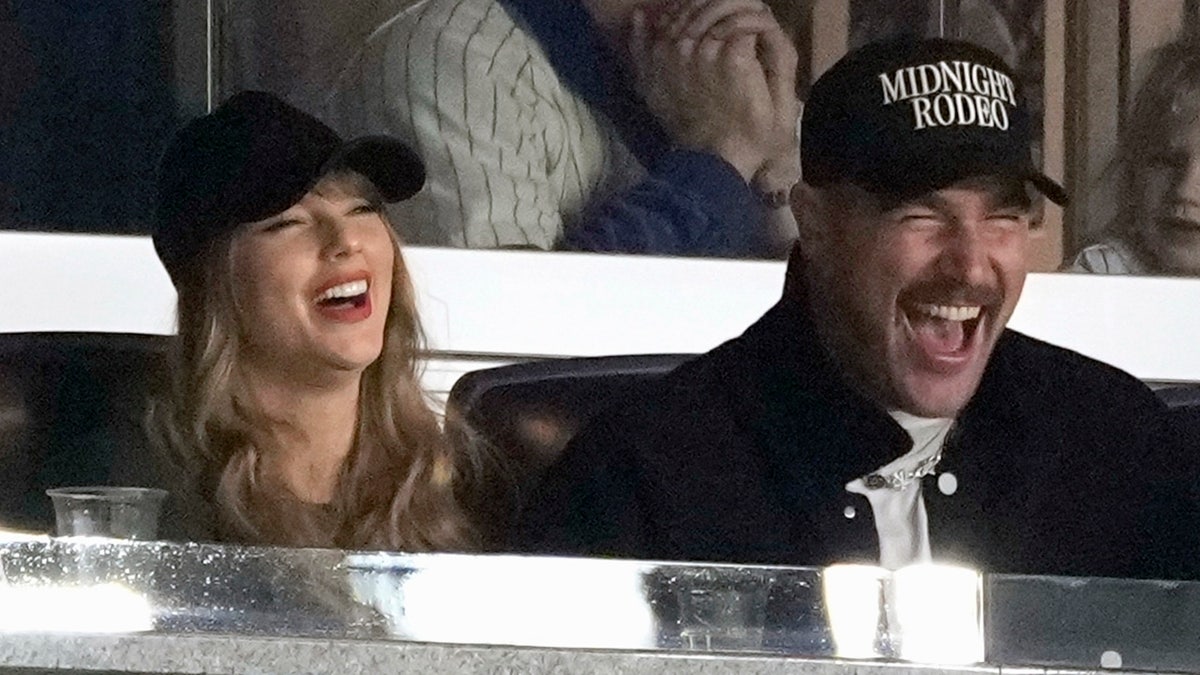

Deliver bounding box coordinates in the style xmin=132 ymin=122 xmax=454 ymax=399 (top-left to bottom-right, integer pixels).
xmin=889 ymin=187 xmax=1031 ymax=213
xmin=889 ymin=193 xmax=946 ymax=212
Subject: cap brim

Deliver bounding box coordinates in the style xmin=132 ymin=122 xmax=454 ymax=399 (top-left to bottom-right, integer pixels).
xmin=853 ymin=149 xmax=1068 ymax=207
xmin=324 ymin=136 xmax=426 ymax=202
xmin=1028 ymin=172 xmax=1068 ymax=207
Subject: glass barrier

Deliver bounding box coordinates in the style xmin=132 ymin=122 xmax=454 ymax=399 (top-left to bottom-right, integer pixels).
xmin=1 ymin=538 xmax=1197 ymax=672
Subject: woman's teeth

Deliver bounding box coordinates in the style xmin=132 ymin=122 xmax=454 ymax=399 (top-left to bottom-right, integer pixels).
xmin=316 ymin=279 xmax=368 ymax=302
xmin=914 ymin=303 xmax=981 ymax=322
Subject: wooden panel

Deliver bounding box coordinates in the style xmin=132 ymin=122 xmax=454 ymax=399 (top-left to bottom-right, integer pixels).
xmin=1031 ymin=0 xmax=1066 ymax=272
xmin=811 ymin=0 xmax=850 ymax=77
xmin=1063 ymin=1 xmax=1123 ymax=253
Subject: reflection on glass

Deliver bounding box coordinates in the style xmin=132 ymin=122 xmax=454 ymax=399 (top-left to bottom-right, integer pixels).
xmin=672 ymin=568 xmax=770 ymax=652
xmin=823 ymin=564 xmax=889 ymax=659
xmin=823 ymin=563 xmax=983 ymax=665
xmin=348 ymin=554 xmax=658 ymax=649
xmin=0 ymin=582 xmax=153 ymax=633
xmin=891 ymin=564 xmax=983 ymax=664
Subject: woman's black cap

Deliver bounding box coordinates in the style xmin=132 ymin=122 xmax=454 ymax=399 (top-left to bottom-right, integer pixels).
xmin=153 ymin=91 xmax=425 ymax=285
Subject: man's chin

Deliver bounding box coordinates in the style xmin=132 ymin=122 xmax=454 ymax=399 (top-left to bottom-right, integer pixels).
xmin=893 ymin=374 xmax=983 ymax=418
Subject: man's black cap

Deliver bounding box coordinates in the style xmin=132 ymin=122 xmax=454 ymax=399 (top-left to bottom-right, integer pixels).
xmin=153 ymin=91 xmax=425 ymax=285
xmin=801 ymin=38 xmax=1067 ymax=205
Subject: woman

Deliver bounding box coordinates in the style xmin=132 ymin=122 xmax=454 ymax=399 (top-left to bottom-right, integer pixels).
xmin=1070 ymin=37 xmax=1200 ymax=276
xmin=148 ymin=91 xmax=479 ymax=550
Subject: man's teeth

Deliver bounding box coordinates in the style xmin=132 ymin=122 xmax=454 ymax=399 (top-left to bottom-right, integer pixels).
xmin=316 ymin=280 xmax=368 ymax=302
xmin=914 ymin=303 xmax=981 ymax=321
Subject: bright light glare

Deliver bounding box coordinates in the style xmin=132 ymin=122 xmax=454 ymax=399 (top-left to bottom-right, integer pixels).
xmin=823 ymin=563 xmax=983 ymax=664
xmin=350 ymin=556 xmax=657 ymax=649
xmin=823 ymin=564 xmax=888 ymax=659
xmin=0 ymin=528 xmax=49 ymax=543
xmin=892 ymin=564 xmax=983 ymax=664
xmin=0 ymin=583 xmax=154 ymax=633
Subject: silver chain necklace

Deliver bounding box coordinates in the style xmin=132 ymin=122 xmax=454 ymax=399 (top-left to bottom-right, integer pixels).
xmin=862 ymin=444 xmax=945 ymax=491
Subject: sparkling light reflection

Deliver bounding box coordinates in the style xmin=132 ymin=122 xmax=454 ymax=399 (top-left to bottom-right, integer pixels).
xmin=349 ymin=556 xmax=657 ymax=649
xmin=0 ymin=582 xmax=154 ymax=633
xmin=823 ymin=563 xmax=983 ymax=664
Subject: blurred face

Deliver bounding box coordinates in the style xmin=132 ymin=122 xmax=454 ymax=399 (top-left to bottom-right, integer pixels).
xmin=1134 ymin=121 xmax=1200 ymax=275
xmin=799 ymin=177 xmax=1033 ymax=417
xmin=229 ymin=177 xmax=395 ymax=383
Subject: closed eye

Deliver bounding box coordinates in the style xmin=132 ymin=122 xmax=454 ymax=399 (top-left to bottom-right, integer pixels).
xmin=894 ymin=210 xmax=941 ymax=226
xmin=347 ymin=202 xmax=379 ymax=216
xmin=259 ymin=217 xmax=304 ymax=233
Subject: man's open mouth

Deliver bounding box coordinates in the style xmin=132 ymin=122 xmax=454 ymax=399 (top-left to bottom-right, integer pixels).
xmin=902 ymin=302 xmax=985 ymax=357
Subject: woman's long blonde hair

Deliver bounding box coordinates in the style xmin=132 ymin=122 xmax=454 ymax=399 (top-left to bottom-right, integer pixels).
xmin=153 ymin=171 xmax=477 ymax=551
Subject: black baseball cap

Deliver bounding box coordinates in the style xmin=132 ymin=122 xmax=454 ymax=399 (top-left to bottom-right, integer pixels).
xmin=801 ymin=38 xmax=1067 ymax=206
xmin=153 ymin=90 xmax=425 ymax=285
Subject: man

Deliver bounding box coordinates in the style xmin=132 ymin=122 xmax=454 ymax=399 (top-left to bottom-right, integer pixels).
xmin=516 ymin=38 xmax=1198 ymax=580
xmin=327 ymin=0 xmax=799 ymax=256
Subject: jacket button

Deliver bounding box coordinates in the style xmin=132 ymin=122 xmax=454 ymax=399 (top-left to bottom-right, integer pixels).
xmin=938 ymin=472 xmax=958 ymax=496
xmin=844 ymin=505 xmax=856 ymax=519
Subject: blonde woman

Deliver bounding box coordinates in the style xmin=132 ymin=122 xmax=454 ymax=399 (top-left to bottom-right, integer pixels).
xmin=149 ymin=91 xmax=478 ymax=550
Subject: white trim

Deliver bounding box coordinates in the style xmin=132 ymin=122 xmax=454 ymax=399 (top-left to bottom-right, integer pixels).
xmin=1 ymin=232 xmax=1198 ymax=384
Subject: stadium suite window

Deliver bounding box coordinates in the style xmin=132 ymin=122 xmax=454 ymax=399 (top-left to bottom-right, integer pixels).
xmin=0 ymin=0 xmax=179 ymax=235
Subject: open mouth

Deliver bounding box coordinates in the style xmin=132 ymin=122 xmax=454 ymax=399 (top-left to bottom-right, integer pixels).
xmin=901 ymin=302 xmax=985 ymax=360
xmin=314 ymin=279 xmax=369 ymax=310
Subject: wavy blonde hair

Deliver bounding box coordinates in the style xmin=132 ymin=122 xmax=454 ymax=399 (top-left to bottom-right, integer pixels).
xmin=153 ymin=171 xmax=478 ymax=551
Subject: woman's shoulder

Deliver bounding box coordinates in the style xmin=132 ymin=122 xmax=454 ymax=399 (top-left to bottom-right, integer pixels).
xmin=1066 ymin=238 xmax=1149 ymax=275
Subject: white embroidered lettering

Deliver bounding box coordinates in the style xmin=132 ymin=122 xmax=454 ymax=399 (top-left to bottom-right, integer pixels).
xmin=880 ymin=71 xmax=907 ymax=104
xmin=912 ymin=97 xmax=935 ymax=130
xmin=939 ymin=61 xmax=963 ymax=93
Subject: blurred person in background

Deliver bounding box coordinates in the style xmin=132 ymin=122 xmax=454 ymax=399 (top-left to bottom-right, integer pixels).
xmin=327 ymin=0 xmax=802 ymax=257
xmin=144 ymin=91 xmax=483 ymax=550
xmin=1070 ymin=37 xmax=1200 ymax=275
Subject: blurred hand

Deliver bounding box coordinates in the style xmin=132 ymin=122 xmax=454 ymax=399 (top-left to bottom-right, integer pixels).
xmin=752 ymin=20 xmax=801 ymax=195
xmin=628 ymin=0 xmax=797 ymax=182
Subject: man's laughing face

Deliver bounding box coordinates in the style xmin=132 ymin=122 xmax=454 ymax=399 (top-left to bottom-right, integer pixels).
xmin=800 ymin=176 xmax=1033 ymax=417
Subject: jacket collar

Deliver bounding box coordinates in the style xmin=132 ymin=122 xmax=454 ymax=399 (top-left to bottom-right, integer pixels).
xmin=725 ymin=290 xmax=913 ymax=501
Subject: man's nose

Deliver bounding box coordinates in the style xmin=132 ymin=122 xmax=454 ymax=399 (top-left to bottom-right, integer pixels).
xmin=937 ymin=225 xmax=990 ymax=285
xmin=320 ymin=217 xmax=362 ymax=259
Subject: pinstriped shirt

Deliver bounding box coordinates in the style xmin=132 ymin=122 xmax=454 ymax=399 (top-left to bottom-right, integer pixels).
xmin=327 ymin=0 xmax=642 ymax=249
xmin=327 ymin=0 xmax=768 ymax=255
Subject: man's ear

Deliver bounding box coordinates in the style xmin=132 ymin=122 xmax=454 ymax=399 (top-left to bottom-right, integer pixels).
xmin=790 ymin=182 xmax=827 ymax=257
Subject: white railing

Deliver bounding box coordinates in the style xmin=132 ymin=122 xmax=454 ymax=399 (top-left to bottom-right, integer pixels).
xmin=2 ymin=232 xmax=1198 ymax=394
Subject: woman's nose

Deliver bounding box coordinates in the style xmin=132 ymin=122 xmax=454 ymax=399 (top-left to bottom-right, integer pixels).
xmin=320 ymin=217 xmax=362 ymax=259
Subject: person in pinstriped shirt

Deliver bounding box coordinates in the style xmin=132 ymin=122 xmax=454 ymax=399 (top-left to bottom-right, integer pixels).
xmin=328 ymin=0 xmax=801 ymax=257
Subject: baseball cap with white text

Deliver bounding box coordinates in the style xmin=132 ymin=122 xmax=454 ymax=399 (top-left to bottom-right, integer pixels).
xmin=801 ymin=37 xmax=1067 ymax=205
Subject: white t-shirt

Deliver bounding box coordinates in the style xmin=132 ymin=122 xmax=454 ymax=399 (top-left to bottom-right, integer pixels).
xmin=845 ymin=412 xmax=954 ymax=570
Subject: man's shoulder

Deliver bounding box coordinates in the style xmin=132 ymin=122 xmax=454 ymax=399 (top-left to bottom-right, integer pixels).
xmin=987 ymin=329 xmax=1160 ymax=410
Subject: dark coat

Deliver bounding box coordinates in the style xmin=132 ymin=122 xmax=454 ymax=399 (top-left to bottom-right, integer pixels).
xmin=515 ymin=297 xmax=1199 ymax=581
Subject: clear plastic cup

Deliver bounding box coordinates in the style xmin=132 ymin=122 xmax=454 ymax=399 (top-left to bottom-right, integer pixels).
xmin=46 ymin=487 xmax=167 ymax=540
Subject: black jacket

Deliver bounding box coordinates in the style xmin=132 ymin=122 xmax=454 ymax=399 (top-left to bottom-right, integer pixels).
xmin=516 ymin=298 xmax=1199 ymax=580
